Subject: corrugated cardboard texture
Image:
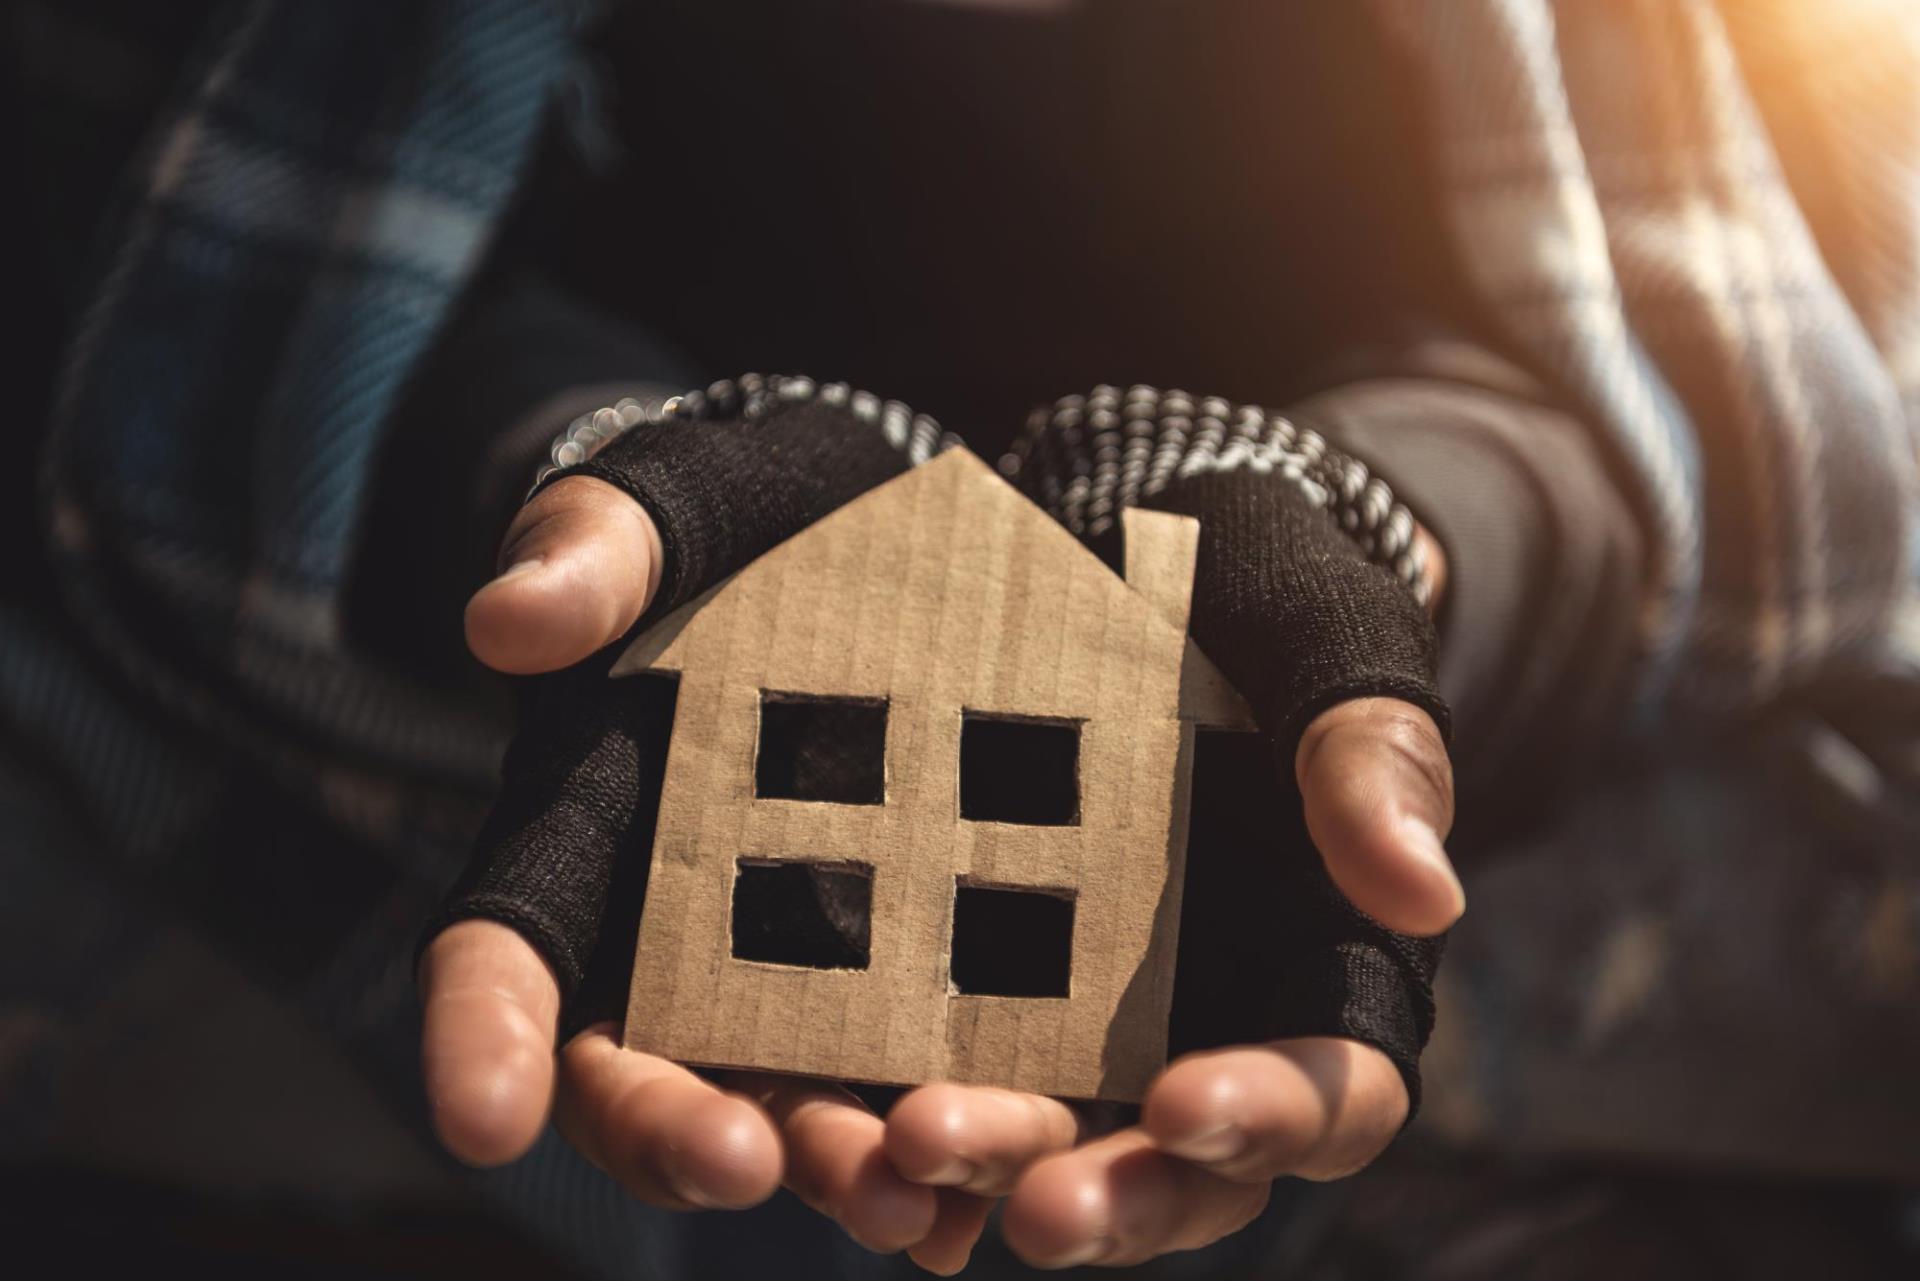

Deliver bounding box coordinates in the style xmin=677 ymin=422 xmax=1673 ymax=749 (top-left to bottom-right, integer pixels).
xmin=617 ymin=448 xmax=1253 ymax=1101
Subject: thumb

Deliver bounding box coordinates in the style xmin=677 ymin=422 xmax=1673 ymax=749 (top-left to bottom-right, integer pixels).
xmin=1294 ymin=697 xmax=1463 ymax=937
xmin=465 ymin=475 xmax=663 ymax=675
xmin=419 ymin=919 xmax=563 ymax=1166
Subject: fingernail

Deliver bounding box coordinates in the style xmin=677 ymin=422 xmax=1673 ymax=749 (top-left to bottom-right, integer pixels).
xmin=674 ymin=1181 xmax=724 ymax=1210
xmin=493 ymin=556 xmax=545 ymax=583
xmin=1399 ymin=817 xmax=1466 ymax=912
xmin=913 ymin=1250 xmax=969 ymax=1278
xmin=1172 ymin=1122 xmax=1247 ymax=1164
xmin=663 ymin=1156 xmax=723 ymax=1209
xmin=1049 ymin=1238 xmax=1113 ymax=1268
xmin=920 ymin=1156 xmax=977 ymax=1186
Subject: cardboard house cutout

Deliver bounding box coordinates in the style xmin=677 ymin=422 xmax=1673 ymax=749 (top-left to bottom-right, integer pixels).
xmin=613 ymin=447 xmax=1254 ymax=1101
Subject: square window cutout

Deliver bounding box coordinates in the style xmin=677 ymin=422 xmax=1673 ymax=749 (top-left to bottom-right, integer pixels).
xmin=731 ymin=860 xmax=872 ymax=970
xmin=950 ymin=881 xmax=1074 ymax=997
xmin=959 ymin=713 xmax=1080 ymax=826
xmin=756 ymin=693 xmax=887 ymax=805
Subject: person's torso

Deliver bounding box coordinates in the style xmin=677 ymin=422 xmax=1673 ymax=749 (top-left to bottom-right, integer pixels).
xmin=526 ymin=0 xmax=1456 ymax=451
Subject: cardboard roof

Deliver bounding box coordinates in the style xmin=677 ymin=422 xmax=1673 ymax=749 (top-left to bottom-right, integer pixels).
xmin=614 ymin=448 xmax=1255 ymax=732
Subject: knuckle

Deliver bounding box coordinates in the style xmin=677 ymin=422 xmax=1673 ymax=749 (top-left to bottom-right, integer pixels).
xmin=1297 ymin=700 xmax=1445 ymax=778
xmin=496 ymin=506 xmax=558 ymax=567
xmin=1293 ymin=703 xmax=1356 ymax=782
xmin=1369 ymin=702 xmax=1448 ymax=766
xmin=1370 ymin=712 xmax=1455 ymax=816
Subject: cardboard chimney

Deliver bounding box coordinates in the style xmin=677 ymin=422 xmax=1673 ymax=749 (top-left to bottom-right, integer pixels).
xmin=612 ymin=447 xmax=1253 ymax=1101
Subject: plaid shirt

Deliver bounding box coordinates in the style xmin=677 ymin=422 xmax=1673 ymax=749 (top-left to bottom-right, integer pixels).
xmin=5 ymin=0 xmax=1918 ymax=1054
xmin=5 ymin=0 xmax=593 ymax=1052
xmin=1371 ymin=0 xmax=1920 ymax=715
xmin=15 ymin=2 xmax=588 ymax=850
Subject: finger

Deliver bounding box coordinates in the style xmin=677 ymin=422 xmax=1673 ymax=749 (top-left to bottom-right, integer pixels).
xmin=907 ymin=1188 xmax=997 ymax=1277
xmin=1141 ymin=1038 xmax=1407 ymax=1183
xmin=1296 ymin=696 xmax=1463 ymax=936
xmin=556 ymin=1026 xmax=782 ymax=1209
xmin=885 ymin=1082 xmax=1082 ymax=1196
xmin=1001 ymin=1129 xmax=1270 ymax=1269
xmin=465 ymin=475 xmax=663 ymax=675
xmin=736 ymin=1074 xmax=939 ymax=1253
xmin=418 ymin=919 xmax=562 ymax=1167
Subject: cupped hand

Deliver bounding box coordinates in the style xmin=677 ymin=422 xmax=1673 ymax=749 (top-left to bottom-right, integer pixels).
xmin=886 ymin=528 xmax=1460 ymax=1271
xmin=884 ymin=1036 xmax=1406 ymax=1271
xmin=419 ymin=921 xmax=948 ymax=1249
xmin=428 ymin=473 xmax=1463 ymax=1269
xmin=428 ymin=475 xmax=951 ymax=1248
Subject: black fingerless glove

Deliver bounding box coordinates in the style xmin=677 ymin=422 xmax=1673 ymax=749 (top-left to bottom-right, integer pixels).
xmin=431 ymin=377 xmax=1449 ymax=1113
xmin=1132 ymin=471 xmax=1446 ymax=1112
xmin=1006 ymin=386 xmax=1449 ymax=758
xmin=1005 ymin=385 xmax=1448 ymax=1113
xmin=1172 ymin=728 xmax=1444 ymax=1116
xmin=555 ymin=378 xmax=937 ymax=620
xmin=428 ymin=381 xmax=931 ymax=1006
